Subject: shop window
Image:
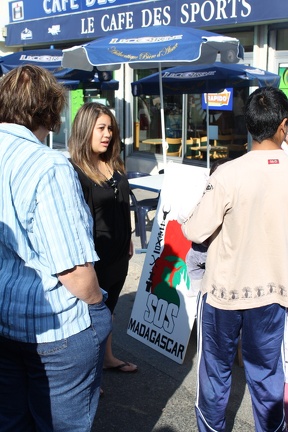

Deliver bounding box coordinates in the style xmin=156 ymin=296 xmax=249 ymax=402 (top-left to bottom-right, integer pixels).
xmin=276 ymin=29 xmax=288 ymax=50
xmin=134 ymin=93 xmax=184 ymax=155
xmin=134 ymin=85 xmax=249 ymax=163
xmin=216 ymin=30 xmax=254 ymax=53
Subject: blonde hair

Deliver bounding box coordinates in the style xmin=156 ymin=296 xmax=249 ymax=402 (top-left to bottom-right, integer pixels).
xmin=0 ymin=65 xmax=66 ymax=133
xmin=69 ymin=102 xmax=124 ymax=184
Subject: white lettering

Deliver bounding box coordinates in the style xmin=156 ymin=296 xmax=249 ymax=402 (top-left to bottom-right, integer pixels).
xmin=215 ymin=0 xmax=228 ymax=20
xmin=162 ymin=6 xmax=171 ymax=25
xmin=101 ymin=15 xmax=110 ymax=31
xmin=86 ymin=0 xmax=116 ymax=6
xmin=153 ymin=7 xmax=165 ymax=26
xmin=180 ymin=0 xmax=251 ymax=23
xmin=163 ymin=303 xmax=178 ymax=334
xmin=117 ymin=12 xmax=126 ymax=29
xmin=180 ymin=4 xmax=190 ymax=24
xmin=109 ymin=35 xmax=182 ymax=44
xmin=141 ymin=9 xmax=153 ymax=27
xmin=19 ymin=54 xmax=62 ymax=62
xmin=81 ymin=17 xmax=94 ymax=34
xmin=229 ymin=0 xmax=237 ymax=18
xmin=180 ymin=3 xmax=200 ymax=24
xmin=101 ymin=11 xmax=133 ymax=32
xmin=54 ymin=0 xmax=62 ymax=13
xmin=153 ymin=299 xmax=167 ymax=329
xmin=70 ymin=0 xmax=78 ymax=10
xmin=163 ymin=71 xmax=216 ymax=79
xmin=109 ymin=14 xmax=118 ymax=31
xmin=202 ymin=1 xmax=215 ymax=21
xmin=42 ymin=0 xmax=79 ymax=14
xmin=144 ymin=294 xmax=178 ymax=333
xmin=241 ymin=0 xmax=251 ymax=17
xmin=141 ymin=7 xmax=171 ymax=28
xmin=61 ymin=0 xmax=69 ymax=11
xmin=43 ymin=0 xmax=51 ymax=14
xmin=144 ymin=294 xmax=158 ymax=323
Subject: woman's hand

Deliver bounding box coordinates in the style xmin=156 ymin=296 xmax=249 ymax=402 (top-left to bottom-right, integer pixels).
xmin=128 ymin=239 xmax=134 ymax=260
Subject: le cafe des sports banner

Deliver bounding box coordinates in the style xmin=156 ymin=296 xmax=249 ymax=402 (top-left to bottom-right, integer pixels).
xmin=127 ymin=164 xmax=208 ymax=364
xmin=6 ymin=0 xmax=287 ymax=46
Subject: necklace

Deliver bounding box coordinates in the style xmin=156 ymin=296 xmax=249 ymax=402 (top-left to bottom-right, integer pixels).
xmin=96 ymin=163 xmax=118 ymax=198
xmin=95 ymin=162 xmax=112 ymax=180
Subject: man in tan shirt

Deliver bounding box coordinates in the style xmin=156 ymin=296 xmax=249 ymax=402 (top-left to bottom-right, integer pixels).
xmin=182 ymin=87 xmax=288 ymax=432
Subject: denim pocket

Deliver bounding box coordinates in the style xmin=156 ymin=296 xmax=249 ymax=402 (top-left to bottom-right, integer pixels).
xmin=89 ymin=302 xmax=112 ymax=344
xmin=36 ymin=338 xmax=68 ymax=356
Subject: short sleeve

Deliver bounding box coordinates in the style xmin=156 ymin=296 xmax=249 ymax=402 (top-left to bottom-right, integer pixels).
xmin=29 ymin=162 xmax=98 ymax=275
xmin=182 ymin=176 xmax=228 ymax=244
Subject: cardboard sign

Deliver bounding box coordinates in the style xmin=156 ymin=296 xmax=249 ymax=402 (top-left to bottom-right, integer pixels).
xmin=127 ymin=163 xmax=208 ymax=364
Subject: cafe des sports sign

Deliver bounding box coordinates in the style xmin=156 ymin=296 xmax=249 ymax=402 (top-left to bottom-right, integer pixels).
xmin=6 ymin=0 xmax=287 ymax=46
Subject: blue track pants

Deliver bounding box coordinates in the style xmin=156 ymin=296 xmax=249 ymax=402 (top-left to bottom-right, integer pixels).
xmin=195 ymin=294 xmax=286 ymax=432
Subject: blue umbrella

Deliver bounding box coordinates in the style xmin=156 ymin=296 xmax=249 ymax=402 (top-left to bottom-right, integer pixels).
xmin=0 ymin=48 xmax=119 ymax=90
xmin=0 ymin=49 xmax=63 ymax=74
xmin=62 ymin=26 xmax=244 ymax=165
xmin=131 ymin=62 xmax=280 ymax=168
xmin=131 ymin=62 xmax=280 ymax=96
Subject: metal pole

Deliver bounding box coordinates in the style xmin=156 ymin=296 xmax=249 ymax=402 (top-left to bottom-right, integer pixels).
xmin=159 ymin=64 xmax=167 ymax=167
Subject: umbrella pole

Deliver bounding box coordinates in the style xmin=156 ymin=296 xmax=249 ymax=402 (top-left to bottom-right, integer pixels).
xmin=181 ymin=94 xmax=188 ymax=163
xmin=159 ymin=64 xmax=167 ymax=167
xmin=206 ymin=95 xmax=210 ymax=170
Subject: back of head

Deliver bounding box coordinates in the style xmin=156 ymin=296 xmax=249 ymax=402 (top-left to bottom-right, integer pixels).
xmin=244 ymin=87 xmax=288 ymax=143
xmin=0 ymin=65 xmax=66 ymax=133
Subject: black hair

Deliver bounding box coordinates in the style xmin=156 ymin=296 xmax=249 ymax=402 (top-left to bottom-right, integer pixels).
xmin=244 ymin=87 xmax=288 ymax=142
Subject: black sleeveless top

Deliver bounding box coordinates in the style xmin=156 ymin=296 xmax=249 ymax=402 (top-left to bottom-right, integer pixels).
xmin=71 ymin=162 xmax=131 ymax=286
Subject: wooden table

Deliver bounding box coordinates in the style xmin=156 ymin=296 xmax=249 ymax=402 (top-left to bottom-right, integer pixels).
xmin=141 ymin=138 xmax=163 ymax=154
xmin=199 ymin=145 xmax=228 ymax=158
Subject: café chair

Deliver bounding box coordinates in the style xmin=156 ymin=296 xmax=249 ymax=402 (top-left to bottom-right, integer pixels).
xmin=126 ymin=171 xmax=160 ymax=249
xmin=166 ymin=137 xmax=182 ymax=156
xmin=199 ymin=136 xmax=209 ymax=158
xmin=184 ymin=137 xmax=203 ymax=159
xmin=199 ymin=136 xmax=218 ymax=159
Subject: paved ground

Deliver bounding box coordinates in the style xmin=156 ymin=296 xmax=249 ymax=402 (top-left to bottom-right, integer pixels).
xmin=93 ymin=194 xmax=255 ymax=432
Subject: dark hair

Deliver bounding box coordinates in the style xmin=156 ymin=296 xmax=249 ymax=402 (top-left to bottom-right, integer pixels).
xmin=0 ymin=65 xmax=66 ymax=133
xmin=244 ymin=87 xmax=288 ymax=142
xmin=69 ymin=102 xmax=124 ymax=184
xmin=209 ymin=158 xmax=231 ymax=175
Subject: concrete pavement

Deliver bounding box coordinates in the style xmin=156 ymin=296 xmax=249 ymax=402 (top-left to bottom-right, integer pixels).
xmin=93 ymin=206 xmax=255 ymax=432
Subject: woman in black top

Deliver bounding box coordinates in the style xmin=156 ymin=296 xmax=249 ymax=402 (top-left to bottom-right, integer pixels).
xmin=69 ymin=102 xmax=137 ymax=375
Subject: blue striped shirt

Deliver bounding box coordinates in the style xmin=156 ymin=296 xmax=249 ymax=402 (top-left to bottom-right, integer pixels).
xmin=0 ymin=124 xmax=99 ymax=342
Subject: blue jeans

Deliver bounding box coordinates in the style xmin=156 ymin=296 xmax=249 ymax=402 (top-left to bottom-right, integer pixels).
xmin=0 ymin=301 xmax=112 ymax=432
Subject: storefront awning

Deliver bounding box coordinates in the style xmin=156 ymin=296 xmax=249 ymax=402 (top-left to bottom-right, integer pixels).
xmin=5 ymin=0 xmax=286 ymax=47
